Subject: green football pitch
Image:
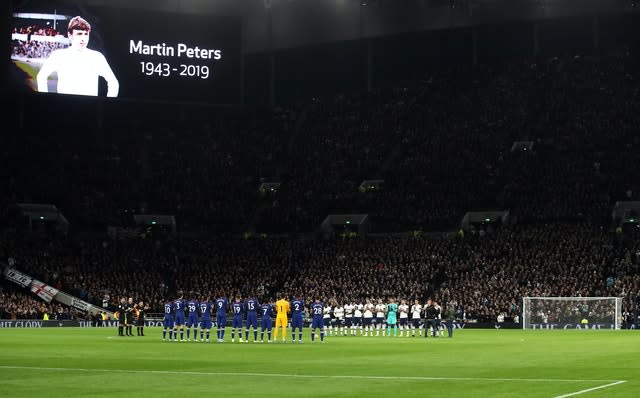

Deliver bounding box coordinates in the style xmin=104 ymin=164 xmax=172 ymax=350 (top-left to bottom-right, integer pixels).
xmin=0 ymin=328 xmax=637 ymax=397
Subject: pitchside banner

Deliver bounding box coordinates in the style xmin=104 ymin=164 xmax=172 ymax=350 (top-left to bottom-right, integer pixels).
xmin=0 ymin=320 xmax=173 ymax=328
xmin=527 ymin=323 xmax=618 ymax=330
xmin=0 ymin=319 xmax=635 ymax=329
xmin=0 ymin=320 xmax=113 ymax=328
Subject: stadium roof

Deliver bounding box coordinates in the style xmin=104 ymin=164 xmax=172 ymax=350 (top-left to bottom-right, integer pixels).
xmin=11 ymin=0 xmax=638 ymax=53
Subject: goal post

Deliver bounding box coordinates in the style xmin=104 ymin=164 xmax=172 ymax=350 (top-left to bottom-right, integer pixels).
xmin=522 ymin=297 xmax=623 ymax=330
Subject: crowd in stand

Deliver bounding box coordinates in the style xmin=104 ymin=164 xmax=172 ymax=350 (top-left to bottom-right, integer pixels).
xmin=0 ymin=286 xmax=75 ymax=320
xmin=4 ymin=48 xmax=639 ymax=234
xmin=11 ymin=39 xmax=68 ymax=60
xmin=2 ymin=221 xmax=638 ymax=323
xmin=11 ymin=24 xmax=68 ymax=59
xmin=13 ymin=25 xmax=62 ymax=37
xmin=1 ymin=45 xmax=640 ymax=324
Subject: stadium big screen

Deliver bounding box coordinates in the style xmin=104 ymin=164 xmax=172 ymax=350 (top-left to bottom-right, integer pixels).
xmin=10 ymin=1 xmax=242 ymax=104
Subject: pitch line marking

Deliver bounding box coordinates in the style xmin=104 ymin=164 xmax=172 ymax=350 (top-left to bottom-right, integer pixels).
xmin=553 ymin=380 xmax=627 ymax=398
xmin=0 ymin=366 xmax=627 ymax=385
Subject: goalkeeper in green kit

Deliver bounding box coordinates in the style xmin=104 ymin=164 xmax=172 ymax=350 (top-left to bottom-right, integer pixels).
xmin=386 ymin=298 xmax=398 ymax=337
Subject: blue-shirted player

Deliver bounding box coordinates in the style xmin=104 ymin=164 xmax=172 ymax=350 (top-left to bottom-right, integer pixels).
xmin=260 ymin=301 xmax=273 ymax=343
xmin=245 ymin=296 xmax=260 ymax=342
xmin=162 ymin=298 xmax=174 ymax=342
xmin=215 ymin=294 xmax=229 ymax=342
xmin=291 ymin=296 xmax=305 ymax=343
xmin=310 ymin=299 xmax=325 ymax=343
xmin=198 ymin=297 xmax=213 ymax=342
xmin=173 ymin=291 xmax=187 ymax=342
xmin=231 ymin=295 xmax=244 ymax=342
xmin=186 ymin=295 xmax=200 ymax=342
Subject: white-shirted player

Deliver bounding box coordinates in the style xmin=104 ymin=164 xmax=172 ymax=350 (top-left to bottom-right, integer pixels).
xmin=354 ymin=302 xmax=364 ymax=335
xmin=333 ymin=303 xmax=345 ymax=336
xmin=375 ymin=298 xmax=386 ymax=336
xmin=36 ymin=16 xmax=119 ymax=97
xmin=323 ymin=302 xmax=333 ymax=336
xmin=344 ymin=301 xmax=355 ymax=335
xmin=398 ymin=299 xmax=410 ymax=336
xmin=411 ymin=299 xmax=423 ymax=337
xmin=363 ymin=299 xmax=375 ymax=336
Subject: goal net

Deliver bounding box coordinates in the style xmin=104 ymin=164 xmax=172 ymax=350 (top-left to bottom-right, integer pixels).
xmin=522 ymin=297 xmax=622 ymax=330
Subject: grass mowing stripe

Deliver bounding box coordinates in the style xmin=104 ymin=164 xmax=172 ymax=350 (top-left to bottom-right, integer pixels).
xmin=553 ymin=381 xmax=628 ymax=398
xmin=0 ymin=365 xmax=625 ymax=384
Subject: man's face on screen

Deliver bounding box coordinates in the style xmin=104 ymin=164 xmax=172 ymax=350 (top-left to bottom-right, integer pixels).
xmin=69 ymin=29 xmax=90 ymax=49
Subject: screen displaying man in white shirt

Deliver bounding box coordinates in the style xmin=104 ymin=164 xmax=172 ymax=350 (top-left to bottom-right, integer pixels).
xmin=37 ymin=16 xmax=119 ymax=97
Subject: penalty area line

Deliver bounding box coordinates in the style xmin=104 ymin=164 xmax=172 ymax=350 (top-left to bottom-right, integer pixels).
xmin=0 ymin=366 xmax=625 ymax=384
xmin=553 ymin=380 xmax=627 ymax=398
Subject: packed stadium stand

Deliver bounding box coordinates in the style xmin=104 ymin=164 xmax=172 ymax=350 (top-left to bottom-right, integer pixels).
xmin=2 ymin=5 xmax=639 ymax=326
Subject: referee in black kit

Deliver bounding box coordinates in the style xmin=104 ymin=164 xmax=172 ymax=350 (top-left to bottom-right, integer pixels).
xmin=125 ymin=297 xmax=135 ymax=336
xmin=117 ymin=297 xmax=126 ymax=336
xmin=136 ymin=301 xmax=149 ymax=336
xmin=424 ymin=299 xmax=439 ymax=338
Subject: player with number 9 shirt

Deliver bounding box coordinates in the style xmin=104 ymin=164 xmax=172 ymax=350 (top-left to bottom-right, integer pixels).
xmin=215 ymin=294 xmax=229 ymax=342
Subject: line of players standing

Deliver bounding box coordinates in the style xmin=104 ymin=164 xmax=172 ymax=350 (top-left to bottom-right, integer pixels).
xmin=322 ymin=298 xmax=452 ymax=338
xmin=161 ymin=291 xmax=454 ymax=343
xmin=162 ymin=291 xmax=270 ymax=343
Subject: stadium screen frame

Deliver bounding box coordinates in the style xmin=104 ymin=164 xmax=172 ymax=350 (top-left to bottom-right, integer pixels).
xmin=10 ymin=1 xmax=242 ymax=105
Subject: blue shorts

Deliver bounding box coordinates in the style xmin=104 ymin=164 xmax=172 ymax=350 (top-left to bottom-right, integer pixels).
xmin=216 ymin=315 xmax=227 ymax=328
xmin=232 ymin=316 xmax=243 ymax=328
xmin=353 ymin=317 xmax=362 ymax=326
xmin=200 ymin=319 xmax=212 ymax=330
xmin=186 ymin=314 xmax=199 ymax=327
xmin=311 ymin=317 xmax=323 ymax=330
xmin=261 ymin=318 xmax=272 ymax=331
xmin=375 ymin=317 xmax=385 ymax=325
xmin=345 ymin=317 xmax=353 ymax=326
xmin=363 ymin=318 xmax=372 ymax=326
xmin=399 ymin=318 xmax=409 ymax=326
xmin=175 ymin=313 xmax=185 ymax=326
xmin=323 ymin=318 xmax=331 ymax=327
xmin=246 ymin=313 xmax=258 ymax=329
xmin=163 ymin=317 xmax=174 ymax=329
xmin=292 ymin=315 xmax=303 ymax=330
xmin=412 ymin=319 xmax=422 ymax=328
